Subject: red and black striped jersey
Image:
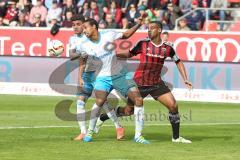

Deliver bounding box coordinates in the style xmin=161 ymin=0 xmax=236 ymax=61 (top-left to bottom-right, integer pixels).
xmin=129 ymin=38 xmax=180 ymax=86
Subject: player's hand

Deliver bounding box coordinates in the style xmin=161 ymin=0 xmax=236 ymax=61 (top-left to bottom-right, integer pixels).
xmin=184 ymin=80 xmax=193 ymax=90
xmin=136 ymin=12 xmax=148 ymax=25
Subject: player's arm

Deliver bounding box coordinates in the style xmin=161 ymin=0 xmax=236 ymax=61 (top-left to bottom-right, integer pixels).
xmin=68 ymin=38 xmax=80 ymax=61
xmin=116 ymin=51 xmax=131 ymax=58
xmin=170 ymin=48 xmax=193 ymax=89
xmin=176 ymin=61 xmax=192 ymax=89
xmin=117 ymin=40 xmax=142 ymax=58
xmin=121 ymin=14 xmax=146 ymax=39
xmin=78 ymin=55 xmax=87 ymax=88
xmin=69 ymin=49 xmax=81 ymax=61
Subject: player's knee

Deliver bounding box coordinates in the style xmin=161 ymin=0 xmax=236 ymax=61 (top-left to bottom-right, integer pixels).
xmin=168 ymin=101 xmax=178 ymax=113
xmin=134 ymin=96 xmax=143 ymax=106
xmin=95 ymin=99 xmax=105 ymax=107
xmin=124 ymin=107 xmax=134 ymax=116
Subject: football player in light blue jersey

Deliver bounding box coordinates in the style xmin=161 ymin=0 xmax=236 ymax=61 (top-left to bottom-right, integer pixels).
xmin=69 ymin=15 xmax=123 ymax=141
xmin=81 ymin=17 xmax=150 ymax=144
xmin=68 ymin=14 xmax=91 ymax=141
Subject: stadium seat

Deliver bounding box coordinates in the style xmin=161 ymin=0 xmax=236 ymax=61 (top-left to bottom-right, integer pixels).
xmin=202 ymin=22 xmax=218 ymax=31
xmin=228 ymin=0 xmax=240 ymax=2
xmin=229 ymin=21 xmax=240 ymax=31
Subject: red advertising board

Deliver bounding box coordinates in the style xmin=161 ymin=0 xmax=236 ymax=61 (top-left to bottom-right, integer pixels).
xmin=0 ymin=27 xmax=240 ymax=63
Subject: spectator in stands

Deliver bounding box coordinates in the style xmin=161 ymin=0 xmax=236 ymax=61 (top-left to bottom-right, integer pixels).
xmin=106 ymin=1 xmax=122 ymax=26
xmin=62 ymin=10 xmax=73 ymax=28
xmin=31 ymin=0 xmax=39 ymax=6
xmin=137 ymin=0 xmax=148 ymax=8
xmin=99 ymin=19 xmax=107 ymax=29
xmin=162 ymin=2 xmax=181 ymax=30
xmin=120 ymin=0 xmax=138 ymax=15
xmin=160 ymin=0 xmax=171 ymax=10
xmin=103 ymin=0 xmax=112 ymax=14
xmin=210 ymin=0 xmax=228 ymax=31
xmin=144 ymin=6 xmax=157 ymax=21
xmin=105 ymin=13 xmax=118 ymax=28
xmin=78 ymin=0 xmax=92 ymax=14
xmin=29 ymin=0 xmax=47 ymax=24
xmin=146 ymin=0 xmax=161 ymax=10
xmin=138 ymin=5 xmax=147 ymax=16
xmin=185 ymin=1 xmax=205 ymax=30
xmin=0 ymin=16 xmax=6 ymax=26
xmin=3 ymin=0 xmax=19 ymax=25
xmin=177 ymin=18 xmax=191 ymax=31
xmin=16 ymin=11 xmax=31 ymax=27
xmin=121 ymin=17 xmax=130 ymax=29
xmin=162 ymin=31 xmax=169 ymax=42
xmin=31 ymin=13 xmax=46 ymax=27
xmin=45 ymin=0 xmax=61 ymax=10
xmin=197 ymin=0 xmax=208 ymax=8
xmin=77 ymin=0 xmax=86 ymax=6
xmin=62 ymin=0 xmax=78 ymax=20
xmin=179 ymin=0 xmax=192 ymax=14
xmin=125 ymin=4 xmax=140 ymax=26
xmin=89 ymin=1 xmax=100 ymax=22
xmin=203 ymin=0 xmax=212 ymax=8
xmin=162 ymin=19 xmax=170 ymax=30
xmin=17 ymin=0 xmax=32 ymax=12
xmin=77 ymin=0 xmax=86 ymax=10
xmin=46 ymin=0 xmax=62 ymax=27
xmin=139 ymin=16 xmax=150 ymax=30
xmin=48 ymin=16 xmax=59 ymax=28
xmin=0 ymin=1 xmax=7 ymax=18
xmin=79 ymin=2 xmax=91 ymax=17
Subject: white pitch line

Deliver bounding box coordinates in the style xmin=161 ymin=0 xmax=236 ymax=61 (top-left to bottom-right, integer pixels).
xmin=0 ymin=122 xmax=240 ymax=130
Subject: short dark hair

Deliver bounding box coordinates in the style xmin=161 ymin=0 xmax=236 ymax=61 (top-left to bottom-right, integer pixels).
xmin=162 ymin=31 xmax=169 ymax=35
xmin=71 ymin=14 xmax=85 ymax=22
xmin=84 ymin=18 xmax=98 ymax=30
xmin=150 ymin=21 xmax=162 ymax=29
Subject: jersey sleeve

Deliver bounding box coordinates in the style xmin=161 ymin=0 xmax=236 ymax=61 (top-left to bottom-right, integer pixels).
xmin=75 ymin=44 xmax=82 ymax=55
xmin=79 ymin=51 xmax=88 ymax=59
xmin=169 ymin=46 xmax=180 ymax=63
xmin=69 ymin=37 xmax=76 ymax=51
xmin=109 ymin=30 xmax=123 ymax=40
xmin=129 ymin=40 xmax=142 ymax=56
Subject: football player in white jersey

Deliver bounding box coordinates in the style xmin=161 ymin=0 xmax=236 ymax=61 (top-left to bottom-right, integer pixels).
xmin=68 ymin=14 xmax=92 ymax=141
xmin=81 ymin=17 xmax=150 ymax=144
xmin=69 ymin=15 xmax=123 ymax=141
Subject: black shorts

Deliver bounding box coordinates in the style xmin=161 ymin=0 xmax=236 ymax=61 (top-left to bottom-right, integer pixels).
xmin=128 ymin=81 xmax=171 ymax=105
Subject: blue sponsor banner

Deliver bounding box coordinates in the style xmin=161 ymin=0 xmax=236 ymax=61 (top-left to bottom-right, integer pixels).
xmin=0 ymin=57 xmax=239 ymax=91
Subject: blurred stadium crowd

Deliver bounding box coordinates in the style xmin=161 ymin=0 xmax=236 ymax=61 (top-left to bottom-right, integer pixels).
xmin=0 ymin=0 xmax=240 ymax=31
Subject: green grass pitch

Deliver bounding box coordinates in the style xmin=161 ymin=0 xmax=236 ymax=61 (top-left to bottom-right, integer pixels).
xmin=0 ymin=94 xmax=240 ymax=160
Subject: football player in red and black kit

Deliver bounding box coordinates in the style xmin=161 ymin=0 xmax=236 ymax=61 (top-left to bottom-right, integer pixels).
xmin=96 ymin=21 xmax=193 ymax=143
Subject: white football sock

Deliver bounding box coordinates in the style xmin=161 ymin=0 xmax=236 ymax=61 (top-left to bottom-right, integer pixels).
xmin=77 ymin=100 xmax=87 ymax=134
xmin=103 ymin=102 xmax=121 ymax=128
xmin=88 ymin=103 xmax=101 ymax=131
xmin=134 ymin=106 xmax=144 ymax=139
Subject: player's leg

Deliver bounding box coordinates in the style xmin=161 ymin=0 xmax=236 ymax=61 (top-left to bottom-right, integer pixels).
xmin=156 ymin=92 xmax=180 ymax=138
xmin=98 ymin=99 xmax=134 ymax=123
xmin=74 ymin=71 xmax=94 ymax=140
xmin=113 ymin=70 xmax=149 ymax=144
xmin=94 ymin=99 xmax=134 ymax=134
xmin=74 ymin=96 xmax=87 ymax=140
xmin=152 ymin=83 xmax=191 ymax=143
xmin=127 ymin=87 xmax=149 ymax=144
xmin=101 ymin=100 xmax=125 ymax=140
xmin=95 ymin=85 xmax=150 ymax=133
xmin=96 ymin=85 xmax=149 ymax=127
xmin=83 ymin=89 xmax=109 ymax=142
xmin=84 ymin=77 xmax=123 ymax=141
